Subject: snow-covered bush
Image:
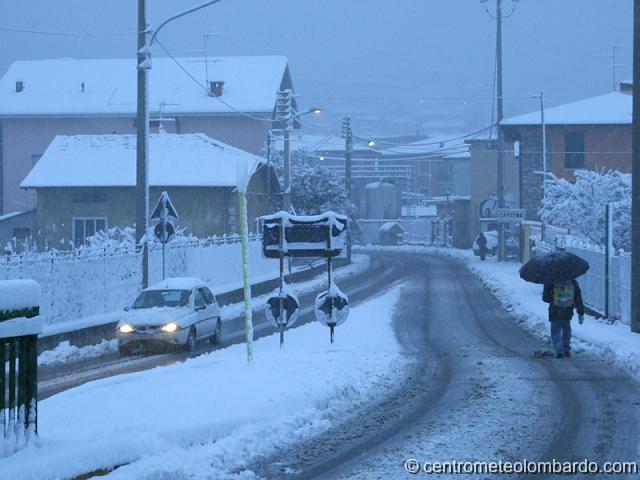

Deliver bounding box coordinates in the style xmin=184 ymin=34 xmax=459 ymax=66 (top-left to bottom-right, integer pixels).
xmin=266 ymin=146 xmax=356 ymax=216
xmin=540 ymin=169 xmax=631 ymax=251
xmin=291 ymin=156 xmax=356 ymax=216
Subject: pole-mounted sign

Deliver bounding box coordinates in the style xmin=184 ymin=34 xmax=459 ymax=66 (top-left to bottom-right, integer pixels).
xmin=261 ymin=211 xmax=349 ymax=344
xmin=151 ymin=191 xmax=179 ymax=280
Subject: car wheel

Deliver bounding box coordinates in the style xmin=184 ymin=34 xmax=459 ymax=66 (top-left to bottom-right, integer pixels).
xmin=184 ymin=327 xmax=197 ymax=352
xmin=209 ymin=319 xmax=222 ymax=345
xmin=118 ymin=345 xmax=132 ymax=357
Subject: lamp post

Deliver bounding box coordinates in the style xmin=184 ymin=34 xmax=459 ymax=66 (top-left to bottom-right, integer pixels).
xmin=481 ymin=0 xmax=519 ymax=261
xmin=275 ymin=102 xmax=322 ymax=212
xmin=136 ymin=0 xmax=222 ymax=289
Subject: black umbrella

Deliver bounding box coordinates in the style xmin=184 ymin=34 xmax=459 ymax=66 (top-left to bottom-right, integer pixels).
xmin=519 ymin=251 xmax=589 ymax=285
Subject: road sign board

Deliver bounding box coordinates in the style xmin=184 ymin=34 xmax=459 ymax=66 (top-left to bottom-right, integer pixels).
xmin=497 ymin=208 xmax=526 ymax=223
xmin=154 ymin=221 xmax=175 ymax=244
xmin=151 ymin=191 xmax=179 ymax=221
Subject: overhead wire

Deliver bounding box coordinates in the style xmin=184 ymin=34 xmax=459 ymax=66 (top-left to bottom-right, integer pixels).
xmin=0 ymin=25 xmax=140 ymax=36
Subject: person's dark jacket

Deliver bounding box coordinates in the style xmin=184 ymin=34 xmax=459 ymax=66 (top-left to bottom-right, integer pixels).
xmin=543 ymin=280 xmax=585 ymax=322
xmin=476 ymin=233 xmax=488 ymax=251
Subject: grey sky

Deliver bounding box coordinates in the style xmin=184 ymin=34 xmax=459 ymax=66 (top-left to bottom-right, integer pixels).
xmin=0 ymin=0 xmax=632 ymax=134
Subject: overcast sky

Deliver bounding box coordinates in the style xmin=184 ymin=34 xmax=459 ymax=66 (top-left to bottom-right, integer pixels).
xmin=0 ymin=0 xmax=633 ymax=134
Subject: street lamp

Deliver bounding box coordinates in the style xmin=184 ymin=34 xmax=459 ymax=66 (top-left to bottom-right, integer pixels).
xmin=280 ymin=105 xmax=323 ymax=212
xmin=136 ymin=0 xmax=222 ymax=288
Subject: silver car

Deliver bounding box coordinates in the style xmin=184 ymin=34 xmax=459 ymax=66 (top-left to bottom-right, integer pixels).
xmin=116 ymin=277 xmax=222 ymax=356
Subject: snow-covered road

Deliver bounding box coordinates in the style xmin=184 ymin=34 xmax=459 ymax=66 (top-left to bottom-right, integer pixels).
xmin=4 ymin=250 xmax=639 ymax=479
xmin=250 ymin=251 xmax=640 ymax=479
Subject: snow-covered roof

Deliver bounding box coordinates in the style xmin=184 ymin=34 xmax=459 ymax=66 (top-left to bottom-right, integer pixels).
xmin=502 ymin=91 xmax=632 ymax=126
xmin=21 ymin=133 xmax=265 ymax=189
xmin=0 ymin=56 xmax=289 ymax=116
xmin=147 ymin=277 xmax=204 ymax=291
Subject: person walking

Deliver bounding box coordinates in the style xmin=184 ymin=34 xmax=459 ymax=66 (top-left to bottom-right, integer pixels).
xmin=543 ymin=279 xmax=585 ymax=358
xmin=476 ymin=232 xmax=488 ymax=261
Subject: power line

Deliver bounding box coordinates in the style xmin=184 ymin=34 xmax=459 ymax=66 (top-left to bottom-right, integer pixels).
xmin=0 ymin=25 xmax=140 ymax=36
xmin=354 ymin=125 xmax=494 ymax=148
xmin=154 ymin=39 xmax=275 ymax=123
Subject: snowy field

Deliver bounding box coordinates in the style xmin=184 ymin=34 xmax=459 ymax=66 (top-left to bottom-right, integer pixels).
xmin=2 ymin=282 xmax=406 ymax=479
xmin=362 ymin=245 xmax=640 ymax=381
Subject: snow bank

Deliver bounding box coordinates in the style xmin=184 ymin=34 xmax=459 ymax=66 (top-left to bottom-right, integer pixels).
xmin=0 ymin=280 xmax=405 ymax=479
xmin=38 ymin=340 xmax=118 ymax=367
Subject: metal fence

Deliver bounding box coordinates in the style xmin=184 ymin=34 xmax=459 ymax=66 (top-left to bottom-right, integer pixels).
xmin=534 ymin=237 xmax=631 ymax=324
xmin=0 ymin=234 xmax=269 ymax=328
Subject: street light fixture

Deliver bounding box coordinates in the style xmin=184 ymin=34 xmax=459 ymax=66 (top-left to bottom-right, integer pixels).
xmin=271 ymin=104 xmax=323 ymax=213
xmin=368 ymin=140 xmax=376 ymax=148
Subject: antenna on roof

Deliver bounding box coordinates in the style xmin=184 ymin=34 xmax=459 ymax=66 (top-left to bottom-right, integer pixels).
xmin=202 ymin=33 xmax=223 ymax=86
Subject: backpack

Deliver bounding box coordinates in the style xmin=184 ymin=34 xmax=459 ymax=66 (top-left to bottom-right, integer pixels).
xmin=553 ymin=281 xmax=575 ymax=308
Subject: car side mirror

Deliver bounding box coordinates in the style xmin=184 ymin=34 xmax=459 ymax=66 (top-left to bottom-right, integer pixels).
xmin=124 ymin=306 xmax=130 ymax=312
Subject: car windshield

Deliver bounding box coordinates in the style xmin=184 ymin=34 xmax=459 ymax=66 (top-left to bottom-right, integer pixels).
xmin=131 ymin=289 xmax=190 ymax=309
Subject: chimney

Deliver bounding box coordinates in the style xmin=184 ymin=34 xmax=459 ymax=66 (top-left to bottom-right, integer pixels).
xmin=209 ymin=81 xmax=224 ymax=97
xmin=15 ymin=81 xmax=23 ymax=93
xmin=619 ymin=80 xmax=633 ymax=95
xmin=81 ymin=82 xmax=85 ymax=93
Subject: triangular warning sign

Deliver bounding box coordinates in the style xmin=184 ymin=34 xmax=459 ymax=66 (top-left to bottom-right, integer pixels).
xmin=151 ymin=191 xmax=179 ymax=221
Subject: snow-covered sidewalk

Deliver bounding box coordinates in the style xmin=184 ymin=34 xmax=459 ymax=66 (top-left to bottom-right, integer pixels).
xmin=2 ymin=281 xmax=406 ymax=480
xmin=459 ymin=250 xmax=640 ymax=379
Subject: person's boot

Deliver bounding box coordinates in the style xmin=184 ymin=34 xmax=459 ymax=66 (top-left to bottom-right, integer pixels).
xmin=555 ymin=353 xmax=564 ymax=359
xmin=565 ymin=351 xmax=571 ymax=358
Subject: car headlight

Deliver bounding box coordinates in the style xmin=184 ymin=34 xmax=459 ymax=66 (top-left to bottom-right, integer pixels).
xmin=161 ymin=322 xmax=179 ymax=333
xmin=119 ymin=324 xmax=134 ymax=334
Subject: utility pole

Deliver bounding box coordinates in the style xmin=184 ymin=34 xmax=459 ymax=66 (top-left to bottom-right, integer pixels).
xmin=342 ymin=116 xmax=353 ymax=262
xmin=136 ymin=0 xmax=151 ymax=288
xmin=631 ymin=0 xmax=640 ymax=333
xmin=496 ymin=0 xmax=505 ymax=261
xmin=342 ymin=116 xmax=353 ymax=201
xmin=483 ymin=0 xmax=518 ymax=260
xmin=266 ymin=130 xmax=272 ymax=213
xmin=277 ymin=89 xmax=293 ymax=212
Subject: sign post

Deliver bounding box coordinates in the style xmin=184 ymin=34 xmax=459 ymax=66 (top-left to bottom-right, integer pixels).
xmin=151 ymin=191 xmax=178 ymax=280
xmin=261 ymin=211 xmax=349 ymax=343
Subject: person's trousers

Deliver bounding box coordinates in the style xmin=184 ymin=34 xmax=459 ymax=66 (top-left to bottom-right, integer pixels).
xmin=550 ymin=319 xmax=572 ymax=354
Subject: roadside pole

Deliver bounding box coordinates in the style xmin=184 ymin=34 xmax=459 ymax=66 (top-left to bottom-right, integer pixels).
xmin=237 ymin=160 xmax=253 ymax=361
xmin=342 ymin=116 xmax=353 ymax=262
xmin=632 ymin=0 xmax=640 ymax=333
xmin=136 ymin=0 xmax=150 ymax=288
xmin=496 ymin=0 xmax=505 ymax=261
xmin=605 ymin=203 xmax=613 ymax=319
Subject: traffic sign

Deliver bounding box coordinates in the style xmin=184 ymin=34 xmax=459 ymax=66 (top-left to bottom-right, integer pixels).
xmin=151 ymin=191 xmax=179 ymax=221
xmin=154 ymin=221 xmax=175 ymax=244
xmin=497 ymin=208 xmax=526 ymax=223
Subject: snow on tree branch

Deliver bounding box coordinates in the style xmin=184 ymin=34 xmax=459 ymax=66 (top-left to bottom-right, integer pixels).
xmin=540 ymin=169 xmax=631 ymax=251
